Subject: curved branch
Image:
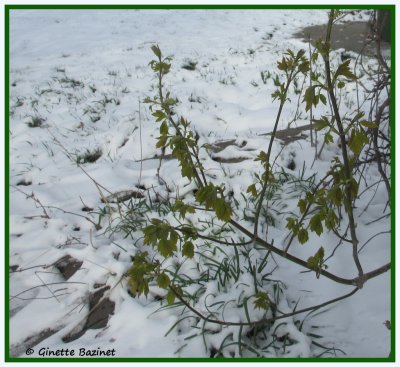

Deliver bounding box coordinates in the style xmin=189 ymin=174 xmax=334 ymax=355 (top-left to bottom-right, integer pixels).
xmin=228 ymin=217 xmax=391 ymax=287
xmin=170 ymin=285 xmax=359 ymax=327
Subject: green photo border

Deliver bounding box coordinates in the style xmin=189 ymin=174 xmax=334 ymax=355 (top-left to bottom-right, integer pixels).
xmin=4 ymin=3 xmax=395 ymax=363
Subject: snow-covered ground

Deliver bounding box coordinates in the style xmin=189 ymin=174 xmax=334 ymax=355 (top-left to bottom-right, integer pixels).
xmin=8 ymin=9 xmax=391 ymax=359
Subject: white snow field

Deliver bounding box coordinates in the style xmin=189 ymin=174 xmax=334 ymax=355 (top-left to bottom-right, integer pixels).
xmin=8 ymin=9 xmax=391 ymax=359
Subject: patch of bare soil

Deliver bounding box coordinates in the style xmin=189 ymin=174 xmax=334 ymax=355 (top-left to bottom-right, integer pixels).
xmin=294 ymin=21 xmax=390 ymax=56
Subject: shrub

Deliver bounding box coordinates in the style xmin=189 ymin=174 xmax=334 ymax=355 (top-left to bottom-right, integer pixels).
xmin=113 ymin=10 xmax=391 ymax=357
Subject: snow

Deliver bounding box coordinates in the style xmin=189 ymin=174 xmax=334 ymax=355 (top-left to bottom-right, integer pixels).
xmin=7 ymin=6 xmax=391 ymax=362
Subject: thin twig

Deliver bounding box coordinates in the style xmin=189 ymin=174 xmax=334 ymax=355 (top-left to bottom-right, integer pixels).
xmin=358 ymin=230 xmax=391 ymax=254
xmin=138 ymin=98 xmax=144 ymax=186
xmin=34 ymin=271 xmax=61 ymax=303
xmin=9 ymin=282 xmax=87 ymax=301
xmin=12 ymin=186 xmax=50 ymax=219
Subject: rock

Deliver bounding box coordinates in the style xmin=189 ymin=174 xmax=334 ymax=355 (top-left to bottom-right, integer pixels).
xmin=208 ymin=139 xmax=252 ymax=163
xmin=9 ymin=265 xmax=19 ymax=272
xmin=211 ymin=156 xmax=250 ymax=164
xmin=16 ymin=179 xmax=32 ymax=186
xmin=10 ymin=327 xmax=61 ymax=357
xmin=62 ymin=286 xmax=115 ymax=343
xmin=101 ymin=189 xmax=144 ymax=203
xmin=259 ymin=124 xmax=312 ymax=144
xmin=54 ymin=255 xmax=83 ymax=280
xmin=86 ymin=286 xmax=115 ymax=330
xmin=209 ymin=139 xmax=248 ymax=154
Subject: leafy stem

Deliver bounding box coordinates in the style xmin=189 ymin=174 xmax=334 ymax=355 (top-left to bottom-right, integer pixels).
xmin=323 ymin=10 xmax=364 ymax=281
xmin=149 ymin=45 xmax=207 ymax=188
xmin=253 ymin=49 xmax=309 ymax=237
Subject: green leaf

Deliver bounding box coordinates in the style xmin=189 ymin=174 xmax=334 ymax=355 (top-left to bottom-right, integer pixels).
xmin=157 ymin=273 xmax=171 ymax=289
xmin=129 ymin=277 xmax=150 ymax=297
xmin=324 ymin=132 xmax=334 ymax=144
xmin=307 ymin=247 xmax=326 ymax=277
xmin=303 ymin=85 xmax=318 ymax=112
xmin=156 ymin=134 xmax=168 ymax=148
xmin=181 ymin=162 xmax=195 ymax=180
xmin=166 ymin=97 xmax=176 ymax=106
xmin=298 ymin=228 xmax=309 ymax=244
xmin=143 ymin=220 xmax=178 ymax=258
xmin=298 ymin=198 xmax=307 ymax=214
xmin=333 ymin=10 xmax=342 ymax=19
xmin=173 ymin=200 xmax=195 ymax=220
xmin=195 ymin=183 xmax=232 ymax=222
xmin=298 ymin=60 xmax=310 ymax=74
xmin=182 ymin=241 xmax=195 ymax=259
xmin=160 ymin=121 xmax=169 ymax=135
xmin=179 ymin=224 xmax=198 ymax=240
xmin=325 ymin=209 xmax=339 ymax=231
xmin=271 ymin=90 xmax=283 ymax=101
xmin=334 ymin=59 xmax=357 ymax=81
xmin=351 ymin=111 xmax=365 ymax=123
xmin=195 ymin=183 xmax=217 ymax=209
xmin=196 ymin=182 xmax=232 ymax=222
xmin=151 ymin=44 xmax=162 ymax=59
xmin=158 ymin=237 xmax=177 ymax=258
xmin=255 ymin=150 xmax=268 ymax=163
xmin=348 ymin=128 xmax=368 ymax=155
xmin=253 ymin=292 xmax=270 ymax=310
xmin=349 ymin=177 xmax=359 ymax=199
xmin=246 ymin=183 xmax=257 ymax=197
xmin=127 ymin=252 xmax=156 ymax=297
xmin=311 ymin=52 xmax=319 ymax=63
xmin=360 ymin=120 xmax=378 ymax=129
xmin=286 ymin=217 xmax=297 ymax=231
xmin=313 ymin=116 xmax=330 ymax=131
xmin=152 ymin=109 xmax=166 ymax=122
xmin=315 ymin=39 xmax=330 ymax=57
xmin=215 ymin=198 xmax=232 ymax=222
xmin=166 ymin=289 xmax=175 ymax=305
xmin=310 ymin=213 xmax=323 ymax=236
xmin=179 ymin=116 xmax=190 ymax=128
xmin=277 ymin=57 xmax=288 ymax=71
xmin=143 ymin=223 xmax=159 ymax=246
xmin=319 ymin=93 xmax=327 ymax=105
xmin=337 ymin=80 xmax=346 ymax=89
xmin=327 ymin=185 xmax=343 ymax=207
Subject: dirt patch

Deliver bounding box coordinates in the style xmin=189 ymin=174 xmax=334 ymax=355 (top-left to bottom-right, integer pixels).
xmin=294 ymin=21 xmax=390 ymax=56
